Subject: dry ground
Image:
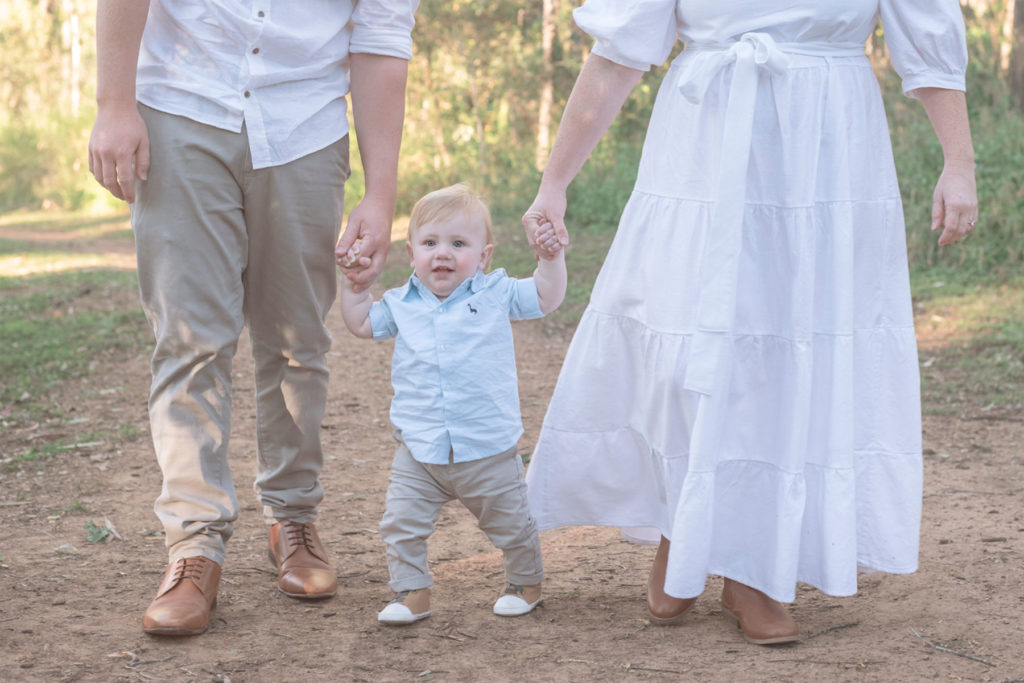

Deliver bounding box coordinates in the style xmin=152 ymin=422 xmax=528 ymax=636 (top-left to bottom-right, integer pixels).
xmin=1 ymin=227 xmax=1022 ymax=682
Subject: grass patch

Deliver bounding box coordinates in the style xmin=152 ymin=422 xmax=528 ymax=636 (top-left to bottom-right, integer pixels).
xmin=912 ymin=269 xmax=1024 ymax=415
xmin=0 ymin=267 xmax=148 ymax=421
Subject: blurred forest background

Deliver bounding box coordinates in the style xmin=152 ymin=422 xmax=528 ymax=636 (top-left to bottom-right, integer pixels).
xmin=2 ymin=0 xmax=1023 ymax=277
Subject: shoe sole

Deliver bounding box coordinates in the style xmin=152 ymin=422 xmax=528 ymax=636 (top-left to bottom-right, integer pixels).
xmin=378 ymin=610 xmax=431 ymax=626
xmin=278 ymin=586 xmax=336 ymax=600
xmin=648 ymin=609 xmax=689 ymax=626
xmin=721 ymin=605 xmax=799 ymax=645
xmin=143 ymin=625 xmax=209 ymax=636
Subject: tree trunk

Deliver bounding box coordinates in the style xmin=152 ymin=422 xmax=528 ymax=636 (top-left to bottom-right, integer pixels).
xmin=535 ymin=0 xmax=557 ymax=171
xmin=1012 ymin=0 xmax=1024 ymax=109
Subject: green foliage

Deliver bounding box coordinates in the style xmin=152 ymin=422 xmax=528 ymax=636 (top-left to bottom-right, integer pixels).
xmin=913 ymin=270 xmax=1024 ymax=414
xmin=85 ymin=519 xmax=111 ymax=543
xmin=0 ymin=267 xmax=148 ymax=417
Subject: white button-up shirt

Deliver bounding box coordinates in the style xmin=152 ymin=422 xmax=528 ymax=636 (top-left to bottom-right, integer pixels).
xmin=136 ymin=0 xmax=418 ymax=169
xmin=369 ymin=270 xmax=544 ymax=465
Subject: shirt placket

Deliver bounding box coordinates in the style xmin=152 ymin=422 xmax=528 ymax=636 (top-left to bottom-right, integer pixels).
xmin=241 ymin=2 xmax=271 ymax=167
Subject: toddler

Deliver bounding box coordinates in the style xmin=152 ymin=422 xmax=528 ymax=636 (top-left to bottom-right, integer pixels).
xmin=337 ymin=183 xmax=566 ymax=624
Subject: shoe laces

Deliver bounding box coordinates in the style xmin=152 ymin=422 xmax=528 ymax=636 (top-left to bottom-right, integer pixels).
xmin=502 ymin=583 xmax=526 ymax=596
xmin=172 ymin=557 xmax=209 ymax=581
xmin=390 ymin=590 xmax=411 ymax=604
xmin=283 ymin=521 xmax=315 ymax=549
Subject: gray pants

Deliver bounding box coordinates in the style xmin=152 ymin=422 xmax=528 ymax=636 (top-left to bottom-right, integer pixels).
xmin=380 ymin=438 xmax=544 ymax=592
xmin=132 ymin=104 xmax=349 ymax=564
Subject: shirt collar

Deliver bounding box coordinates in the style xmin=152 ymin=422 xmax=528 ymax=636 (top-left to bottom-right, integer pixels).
xmin=403 ymin=270 xmax=488 ymax=303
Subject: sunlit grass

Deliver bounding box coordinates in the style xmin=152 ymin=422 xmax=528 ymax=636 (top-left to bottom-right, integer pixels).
xmin=912 ymin=268 xmax=1024 ymax=415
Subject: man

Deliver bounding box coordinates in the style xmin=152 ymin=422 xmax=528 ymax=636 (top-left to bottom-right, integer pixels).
xmin=88 ymin=0 xmax=418 ymax=636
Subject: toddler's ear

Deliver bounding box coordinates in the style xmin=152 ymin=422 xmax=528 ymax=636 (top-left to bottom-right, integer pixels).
xmin=406 ymin=241 xmax=414 ymax=264
xmin=480 ymin=244 xmax=494 ymax=271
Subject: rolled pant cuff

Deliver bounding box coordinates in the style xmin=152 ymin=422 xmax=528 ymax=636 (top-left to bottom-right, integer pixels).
xmin=506 ymin=572 xmax=544 ymax=586
xmin=262 ymin=504 xmax=318 ymax=525
xmin=168 ymin=541 xmax=225 ymax=567
xmin=389 ymin=575 xmax=433 ymax=593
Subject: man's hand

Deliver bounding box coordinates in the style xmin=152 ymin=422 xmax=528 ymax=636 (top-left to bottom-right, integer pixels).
xmin=335 ymin=194 xmax=394 ymax=292
xmin=89 ymin=103 xmax=150 ymax=203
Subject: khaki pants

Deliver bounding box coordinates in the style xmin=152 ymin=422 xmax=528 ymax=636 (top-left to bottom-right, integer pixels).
xmin=131 ymin=105 xmax=349 ymax=564
xmin=380 ymin=437 xmax=544 ymax=592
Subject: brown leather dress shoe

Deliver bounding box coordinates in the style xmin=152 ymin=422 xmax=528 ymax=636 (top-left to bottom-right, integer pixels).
xmin=142 ymin=556 xmax=220 ymax=636
xmin=268 ymin=521 xmax=337 ymax=599
xmin=721 ymin=578 xmax=798 ymax=645
xmin=647 ymin=536 xmax=696 ymax=625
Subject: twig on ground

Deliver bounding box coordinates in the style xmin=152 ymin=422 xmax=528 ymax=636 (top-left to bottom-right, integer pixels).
xmin=127 ymin=655 xmax=173 ymax=668
xmin=626 ymin=663 xmax=685 ymax=674
xmin=0 ymin=502 xmax=32 ymax=506
xmin=104 ymin=516 xmax=124 ymax=541
xmin=806 ymin=621 xmax=860 ymax=639
xmin=909 ymin=628 xmax=995 ymax=666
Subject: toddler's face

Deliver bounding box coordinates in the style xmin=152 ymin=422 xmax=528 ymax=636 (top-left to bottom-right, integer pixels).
xmin=407 ymin=213 xmax=493 ymax=300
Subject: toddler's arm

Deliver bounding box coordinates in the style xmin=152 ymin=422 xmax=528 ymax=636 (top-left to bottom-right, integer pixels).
xmin=338 ymin=268 xmax=374 ymax=339
xmin=532 ymin=221 xmax=566 ymax=314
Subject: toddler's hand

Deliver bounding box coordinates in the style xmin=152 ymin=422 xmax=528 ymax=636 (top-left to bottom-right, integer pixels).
xmin=532 ymin=220 xmax=566 ymax=261
xmin=335 ymin=240 xmax=372 ymax=280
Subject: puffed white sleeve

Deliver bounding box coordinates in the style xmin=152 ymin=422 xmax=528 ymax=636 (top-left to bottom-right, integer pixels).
xmin=573 ymin=0 xmax=680 ymax=72
xmin=880 ymin=0 xmax=967 ymax=97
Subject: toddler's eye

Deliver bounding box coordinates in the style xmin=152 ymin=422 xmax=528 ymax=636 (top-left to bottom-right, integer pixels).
xmin=453 ymin=240 xmax=465 ymax=248
xmin=424 ymin=239 xmax=436 ymax=247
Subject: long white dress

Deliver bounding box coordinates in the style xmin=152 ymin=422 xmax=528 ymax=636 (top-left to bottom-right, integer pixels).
xmin=525 ymin=0 xmax=967 ymax=603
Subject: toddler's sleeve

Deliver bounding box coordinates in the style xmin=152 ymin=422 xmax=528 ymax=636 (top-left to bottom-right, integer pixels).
xmin=369 ymin=299 xmax=398 ymax=341
xmin=573 ymin=0 xmax=680 ymax=72
xmin=880 ymin=0 xmax=967 ymax=97
xmin=507 ymin=277 xmax=543 ymax=321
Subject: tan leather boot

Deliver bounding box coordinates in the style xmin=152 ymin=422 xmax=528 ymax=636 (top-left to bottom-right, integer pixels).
xmin=142 ymin=556 xmax=220 ymax=636
xmin=647 ymin=536 xmax=696 ymax=624
xmin=268 ymin=521 xmax=337 ymax=599
xmin=721 ymin=578 xmax=798 ymax=645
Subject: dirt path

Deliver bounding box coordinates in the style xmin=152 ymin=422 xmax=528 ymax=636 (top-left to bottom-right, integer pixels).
xmin=1 ymin=257 xmax=1022 ymax=681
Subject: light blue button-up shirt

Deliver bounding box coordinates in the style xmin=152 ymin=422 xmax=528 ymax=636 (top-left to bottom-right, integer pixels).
xmin=369 ymin=269 xmax=543 ymax=464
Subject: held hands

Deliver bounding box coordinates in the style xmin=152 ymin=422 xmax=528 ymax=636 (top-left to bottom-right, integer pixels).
xmin=335 ymin=195 xmax=394 ymax=292
xmin=522 ymin=190 xmax=570 ymax=261
xmin=931 ymin=160 xmax=978 ymax=246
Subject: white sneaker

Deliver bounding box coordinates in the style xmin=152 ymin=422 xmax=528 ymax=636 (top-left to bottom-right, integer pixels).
xmin=377 ymin=589 xmax=431 ymax=625
xmin=493 ymin=583 xmax=542 ymax=617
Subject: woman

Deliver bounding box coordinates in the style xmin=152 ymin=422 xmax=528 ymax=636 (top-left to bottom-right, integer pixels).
xmin=523 ymin=0 xmax=977 ymax=645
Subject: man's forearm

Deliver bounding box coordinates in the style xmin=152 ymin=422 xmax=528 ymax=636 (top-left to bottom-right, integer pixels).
xmin=349 ymin=53 xmax=409 ymax=205
xmin=96 ymin=0 xmax=150 ymax=107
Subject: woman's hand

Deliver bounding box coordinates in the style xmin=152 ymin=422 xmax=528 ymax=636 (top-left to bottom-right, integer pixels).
xmin=523 ymin=189 xmax=570 ymax=259
xmin=931 ymin=160 xmax=978 ymax=246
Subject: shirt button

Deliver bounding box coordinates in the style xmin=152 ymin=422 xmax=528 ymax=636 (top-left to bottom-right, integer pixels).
xmin=438 ymin=307 xmax=445 ymax=313
xmin=258 ymin=10 xmax=265 ymax=17
xmin=252 ymin=47 xmax=260 ymax=54
xmin=244 ymin=91 xmax=251 ymax=98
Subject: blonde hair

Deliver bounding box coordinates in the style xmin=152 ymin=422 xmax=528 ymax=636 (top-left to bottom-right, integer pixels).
xmin=407 ymin=183 xmax=494 ymax=245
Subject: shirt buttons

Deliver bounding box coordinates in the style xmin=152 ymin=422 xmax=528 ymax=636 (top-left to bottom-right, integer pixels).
xmin=258 ymin=10 xmax=265 ymax=17
xmin=244 ymin=91 xmax=251 ymax=98
xmin=252 ymin=47 xmax=260 ymax=54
